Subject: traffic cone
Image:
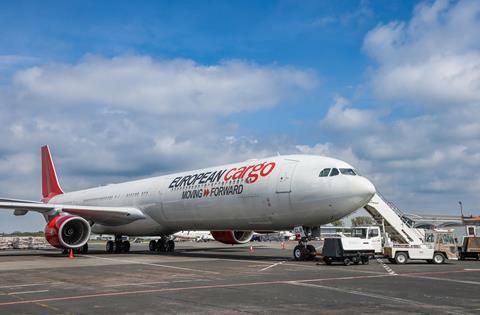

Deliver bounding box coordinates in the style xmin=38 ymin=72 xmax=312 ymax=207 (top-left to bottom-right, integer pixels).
xmin=68 ymin=248 xmax=74 ymax=259
xmin=249 ymin=245 xmax=254 ymax=253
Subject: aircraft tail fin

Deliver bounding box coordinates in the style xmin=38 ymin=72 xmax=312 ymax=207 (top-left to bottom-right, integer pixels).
xmin=41 ymin=145 xmax=64 ymax=201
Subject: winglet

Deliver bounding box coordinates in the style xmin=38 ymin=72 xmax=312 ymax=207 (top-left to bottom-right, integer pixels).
xmin=41 ymin=145 xmax=64 ymax=201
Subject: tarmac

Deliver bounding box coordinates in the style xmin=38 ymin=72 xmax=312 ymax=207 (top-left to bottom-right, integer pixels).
xmin=0 ymin=241 xmax=479 ymax=314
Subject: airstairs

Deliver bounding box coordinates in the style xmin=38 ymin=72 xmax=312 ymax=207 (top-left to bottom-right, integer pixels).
xmin=364 ymin=193 xmax=425 ymax=245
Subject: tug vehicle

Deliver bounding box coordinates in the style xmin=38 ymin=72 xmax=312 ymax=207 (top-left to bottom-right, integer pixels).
xmin=322 ymin=236 xmax=374 ymax=265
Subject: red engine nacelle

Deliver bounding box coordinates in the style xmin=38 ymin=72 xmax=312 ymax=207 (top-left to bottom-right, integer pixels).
xmin=44 ymin=215 xmax=91 ymax=249
xmin=210 ymin=230 xmax=254 ymax=244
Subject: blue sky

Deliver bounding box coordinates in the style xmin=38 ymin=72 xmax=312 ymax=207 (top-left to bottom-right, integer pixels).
xmin=1 ymin=0 xmax=479 ymax=232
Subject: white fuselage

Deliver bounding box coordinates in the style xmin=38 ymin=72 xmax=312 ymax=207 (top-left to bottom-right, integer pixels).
xmin=49 ymin=155 xmax=376 ymax=236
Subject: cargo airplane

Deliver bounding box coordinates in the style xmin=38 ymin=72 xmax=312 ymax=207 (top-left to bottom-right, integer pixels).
xmin=0 ymin=146 xmax=376 ymax=260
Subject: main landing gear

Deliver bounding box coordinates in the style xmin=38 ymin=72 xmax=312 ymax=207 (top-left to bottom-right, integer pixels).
xmin=106 ymin=235 xmax=131 ymax=253
xmin=149 ymin=236 xmax=175 ymax=253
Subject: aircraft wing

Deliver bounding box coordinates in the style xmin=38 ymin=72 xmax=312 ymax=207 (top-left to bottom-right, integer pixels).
xmin=0 ymin=201 xmax=146 ymax=225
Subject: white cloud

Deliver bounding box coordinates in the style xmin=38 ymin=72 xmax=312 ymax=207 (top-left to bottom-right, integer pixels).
xmin=12 ymin=56 xmax=316 ymax=115
xmin=313 ymin=0 xmax=373 ymax=27
xmin=320 ymin=96 xmax=380 ymax=130
xmin=363 ymin=0 xmax=480 ymax=106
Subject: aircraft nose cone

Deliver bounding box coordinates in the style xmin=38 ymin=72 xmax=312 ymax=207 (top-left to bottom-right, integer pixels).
xmin=359 ymin=177 xmax=377 ymax=201
xmin=357 ymin=177 xmax=376 ymax=202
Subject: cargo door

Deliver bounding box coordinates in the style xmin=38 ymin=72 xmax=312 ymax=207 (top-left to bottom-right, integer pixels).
xmin=275 ymin=159 xmax=299 ymax=193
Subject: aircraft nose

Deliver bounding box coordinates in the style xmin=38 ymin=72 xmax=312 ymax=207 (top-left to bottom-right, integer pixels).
xmin=355 ymin=176 xmax=376 ymax=202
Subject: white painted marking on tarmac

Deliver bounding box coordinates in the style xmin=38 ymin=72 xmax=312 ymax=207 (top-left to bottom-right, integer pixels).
xmin=401 ymin=274 xmax=480 ymax=286
xmin=464 ymin=269 xmax=480 ymax=271
xmin=172 ymin=279 xmax=210 ymax=283
xmin=0 ymin=283 xmax=54 ymax=289
xmin=283 ymin=263 xmax=387 ymax=275
xmin=7 ymin=290 xmax=49 ymax=295
xmin=287 ymin=281 xmax=465 ymax=315
xmin=259 ymin=261 xmax=285 ymax=272
xmin=84 ymin=255 xmax=220 ymax=275
xmin=104 ymin=281 xmax=170 ymax=287
xmin=376 ymin=258 xmax=397 ymax=275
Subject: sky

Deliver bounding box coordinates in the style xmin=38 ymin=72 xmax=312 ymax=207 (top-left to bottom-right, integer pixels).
xmin=0 ymin=0 xmax=479 ymax=232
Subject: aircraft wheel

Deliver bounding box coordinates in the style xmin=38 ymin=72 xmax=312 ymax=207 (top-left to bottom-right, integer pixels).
xmin=344 ymin=258 xmax=352 ymax=266
xmin=293 ymin=245 xmax=303 ymax=261
xmin=80 ymin=243 xmax=89 ymax=254
xmin=114 ymin=241 xmax=123 ymax=253
xmin=166 ymin=240 xmax=175 ymax=252
xmin=106 ymin=240 xmax=114 ymax=253
xmin=123 ymin=241 xmax=130 ymax=253
xmin=149 ymin=240 xmax=157 ymax=252
xmin=157 ymin=240 xmax=167 ymax=252
xmin=394 ymin=252 xmax=408 ymax=264
xmin=306 ymin=245 xmax=316 ymax=260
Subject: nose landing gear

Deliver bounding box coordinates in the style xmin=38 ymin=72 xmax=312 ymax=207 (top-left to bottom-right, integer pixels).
xmin=292 ymin=226 xmax=317 ymax=261
xmin=293 ymin=239 xmax=316 ymax=261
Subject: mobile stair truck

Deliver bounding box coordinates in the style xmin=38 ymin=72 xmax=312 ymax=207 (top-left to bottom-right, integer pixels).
xmin=364 ymin=193 xmax=458 ymax=264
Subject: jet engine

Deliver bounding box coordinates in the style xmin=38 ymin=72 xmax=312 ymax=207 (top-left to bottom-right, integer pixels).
xmin=44 ymin=215 xmax=91 ymax=249
xmin=210 ymin=230 xmax=254 ymax=244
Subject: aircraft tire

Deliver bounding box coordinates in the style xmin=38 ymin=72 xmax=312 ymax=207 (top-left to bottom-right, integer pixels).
xmin=306 ymin=245 xmax=316 ymax=260
xmin=157 ymin=240 xmax=167 ymax=252
xmin=293 ymin=245 xmax=303 ymax=261
xmin=166 ymin=240 xmax=175 ymax=252
xmin=106 ymin=240 xmax=114 ymax=253
xmin=81 ymin=243 xmax=89 ymax=254
xmin=149 ymin=240 xmax=157 ymax=252
xmin=123 ymin=241 xmax=130 ymax=253
xmin=114 ymin=241 xmax=123 ymax=253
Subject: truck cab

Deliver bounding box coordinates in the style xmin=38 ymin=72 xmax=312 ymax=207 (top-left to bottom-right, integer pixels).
xmin=350 ymin=226 xmax=382 ymax=254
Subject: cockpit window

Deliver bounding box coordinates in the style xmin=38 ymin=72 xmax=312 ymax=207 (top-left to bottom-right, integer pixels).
xmin=329 ymin=168 xmax=339 ymax=176
xmin=339 ymin=168 xmax=356 ymax=176
xmin=319 ymin=168 xmax=331 ymax=177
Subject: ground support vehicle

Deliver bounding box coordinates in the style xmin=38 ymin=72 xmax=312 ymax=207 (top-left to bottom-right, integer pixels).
xmin=349 ymin=226 xmax=383 ymax=254
xmin=322 ymin=237 xmax=374 ymax=266
xmin=384 ymin=230 xmax=458 ymax=264
xmin=458 ymin=236 xmax=480 ymax=260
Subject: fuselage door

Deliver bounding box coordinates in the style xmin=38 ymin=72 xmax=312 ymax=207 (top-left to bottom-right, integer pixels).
xmin=275 ymin=159 xmax=299 ymax=193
